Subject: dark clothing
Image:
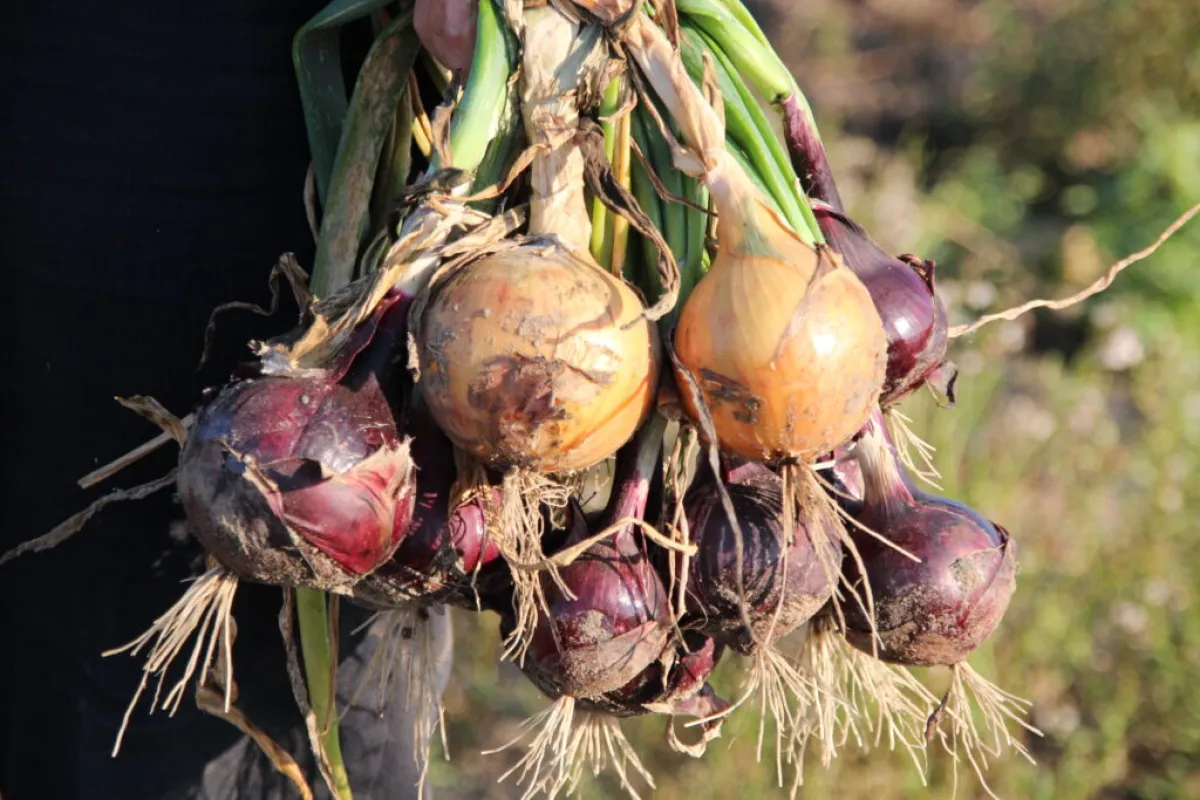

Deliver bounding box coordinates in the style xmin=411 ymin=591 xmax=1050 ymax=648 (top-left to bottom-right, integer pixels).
xmin=0 ymin=3 xmax=444 ymax=797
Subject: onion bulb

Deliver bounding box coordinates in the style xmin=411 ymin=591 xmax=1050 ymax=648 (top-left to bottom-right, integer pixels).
xmin=682 ymin=460 xmax=840 ymax=654
xmin=178 ymin=294 xmax=415 ymax=597
xmin=520 ymin=417 xmax=671 ymax=699
xmin=842 ymin=411 xmax=1017 ymax=666
xmin=624 ymin=15 xmax=887 ymax=462
xmin=417 ymin=9 xmax=660 ymax=474
xmin=375 ymin=398 xmax=507 ymax=610
xmin=418 ymin=243 xmax=660 ymax=472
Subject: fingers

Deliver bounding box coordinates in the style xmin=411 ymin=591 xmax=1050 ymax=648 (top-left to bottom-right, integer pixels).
xmin=413 ymin=0 xmax=478 ymax=72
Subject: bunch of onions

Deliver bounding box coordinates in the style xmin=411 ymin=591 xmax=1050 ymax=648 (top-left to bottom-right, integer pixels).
xmin=2 ymin=0 xmax=1065 ymax=793
xmin=415 ymin=5 xmax=662 ymax=650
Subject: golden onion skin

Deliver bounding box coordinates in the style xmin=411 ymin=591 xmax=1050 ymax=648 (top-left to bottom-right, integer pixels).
xmin=418 ymin=242 xmax=660 ymax=472
xmin=675 ymin=243 xmax=887 ymax=463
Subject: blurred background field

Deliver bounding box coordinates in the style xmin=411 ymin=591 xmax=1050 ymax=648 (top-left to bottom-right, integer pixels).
xmin=434 ymin=1 xmax=1200 ymax=797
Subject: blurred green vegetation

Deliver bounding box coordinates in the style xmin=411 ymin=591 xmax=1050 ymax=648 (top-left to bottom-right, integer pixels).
xmin=431 ymin=1 xmax=1200 ymax=797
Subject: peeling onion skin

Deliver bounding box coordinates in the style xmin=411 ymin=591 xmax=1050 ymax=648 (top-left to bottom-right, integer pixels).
xmin=842 ymin=417 xmax=1018 ymax=666
xmin=812 ymin=202 xmax=949 ymax=406
xmin=417 ymin=242 xmax=661 ymax=473
xmin=681 ymin=461 xmax=841 ymax=655
xmin=177 ymin=296 xmax=417 ymax=605
xmin=179 ymin=375 xmax=415 ymax=589
xmin=577 ymin=632 xmax=725 ymax=718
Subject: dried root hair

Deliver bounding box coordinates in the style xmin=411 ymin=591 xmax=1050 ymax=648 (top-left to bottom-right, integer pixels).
xmin=662 ymin=422 xmax=700 ymax=624
xmin=494 ymin=467 xmax=574 ymax=662
xmin=194 ymin=603 xmax=315 ymax=800
xmin=347 ymin=605 xmax=449 ymax=795
xmin=885 ymin=406 xmax=942 ymax=489
xmin=927 ymin=662 xmax=1041 ymax=800
xmin=485 ymin=696 xmax=655 ymax=800
xmin=104 ymin=566 xmax=239 ymax=755
xmin=789 ymin=615 xmax=935 ymax=793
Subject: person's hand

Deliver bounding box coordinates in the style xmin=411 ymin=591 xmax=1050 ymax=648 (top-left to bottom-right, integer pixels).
xmin=414 ymin=0 xmax=478 ymax=72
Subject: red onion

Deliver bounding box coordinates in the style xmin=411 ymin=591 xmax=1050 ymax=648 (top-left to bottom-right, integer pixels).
xmin=178 ymin=293 xmax=415 ymax=600
xmin=781 ymin=96 xmax=953 ymax=405
xmin=811 ymin=202 xmax=950 ymax=405
xmin=518 ymin=417 xmax=672 ymax=700
xmin=373 ymin=399 xmax=506 ymax=610
xmin=841 ymin=411 xmax=1017 ymax=666
xmin=681 ymin=460 xmax=841 ymax=655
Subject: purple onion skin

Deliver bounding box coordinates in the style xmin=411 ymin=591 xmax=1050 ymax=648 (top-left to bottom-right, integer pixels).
xmin=781 ymin=95 xmax=844 ymax=212
xmin=842 ymin=416 xmax=1017 ymax=667
xmin=813 ymin=203 xmax=949 ymax=406
xmin=178 ymin=293 xmax=415 ymax=589
xmin=577 ymin=632 xmax=725 ymax=718
xmin=375 ymin=409 xmax=507 ymax=610
xmin=780 ymin=99 xmax=950 ymax=404
xmin=521 ymin=425 xmax=672 ymax=700
xmin=682 ymin=461 xmax=841 ymax=656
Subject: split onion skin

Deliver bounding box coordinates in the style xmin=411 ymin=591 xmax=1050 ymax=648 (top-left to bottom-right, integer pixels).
xmin=577 ymin=633 xmax=727 ymax=719
xmin=418 ymin=242 xmax=661 ymax=473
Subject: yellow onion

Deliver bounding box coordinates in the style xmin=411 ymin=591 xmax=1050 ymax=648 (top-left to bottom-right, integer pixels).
xmin=626 ymin=15 xmax=886 ymax=463
xmin=418 ymin=7 xmax=660 ymax=474
xmin=418 ymin=242 xmax=660 ymax=472
xmin=674 ymin=161 xmax=886 ymax=461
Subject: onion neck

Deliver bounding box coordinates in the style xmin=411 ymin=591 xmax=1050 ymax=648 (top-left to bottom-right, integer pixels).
xmin=856 ymin=409 xmax=914 ymax=517
xmin=781 ymin=94 xmax=844 ymax=212
xmin=520 ymin=6 xmax=601 ymax=248
xmin=606 ymin=414 xmax=667 ymax=533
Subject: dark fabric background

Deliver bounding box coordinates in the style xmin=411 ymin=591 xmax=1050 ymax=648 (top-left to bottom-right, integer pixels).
xmin=0 ymin=3 xmax=440 ymax=798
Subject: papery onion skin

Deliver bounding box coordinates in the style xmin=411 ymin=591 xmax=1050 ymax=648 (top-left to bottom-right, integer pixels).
xmin=179 ymin=374 xmax=414 ymax=587
xmin=577 ymin=633 xmax=726 ymax=718
xmin=178 ymin=294 xmax=416 ymax=602
xmin=682 ymin=460 xmax=841 ymax=654
xmin=418 ymin=241 xmax=661 ymax=473
xmin=674 ymin=206 xmax=887 ymax=462
xmin=813 ymin=202 xmax=949 ymax=405
xmin=842 ymin=416 xmax=1017 ymax=666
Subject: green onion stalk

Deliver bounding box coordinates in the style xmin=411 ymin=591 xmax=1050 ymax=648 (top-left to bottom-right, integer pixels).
xmin=677 ymin=0 xmax=839 ymax=212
